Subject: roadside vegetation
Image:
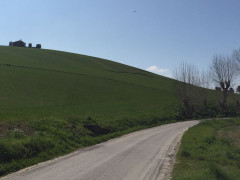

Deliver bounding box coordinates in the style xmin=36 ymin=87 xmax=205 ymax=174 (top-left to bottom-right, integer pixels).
xmin=0 ymin=118 xmax=177 ymax=176
xmin=172 ymin=119 xmax=240 ymax=180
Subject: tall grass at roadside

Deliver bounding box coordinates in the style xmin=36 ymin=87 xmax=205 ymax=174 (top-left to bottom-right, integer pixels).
xmin=0 ymin=115 xmax=177 ymax=176
xmin=172 ymin=119 xmax=240 ymax=180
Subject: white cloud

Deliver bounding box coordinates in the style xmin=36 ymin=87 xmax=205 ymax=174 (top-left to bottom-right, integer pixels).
xmin=146 ymin=65 xmax=172 ymax=78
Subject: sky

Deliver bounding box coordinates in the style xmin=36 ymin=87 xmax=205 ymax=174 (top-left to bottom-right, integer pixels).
xmin=1 ymin=0 xmax=240 ymax=78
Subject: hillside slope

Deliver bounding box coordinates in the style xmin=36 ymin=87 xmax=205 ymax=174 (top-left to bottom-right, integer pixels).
xmin=0 ymin=46 xmax=178 ymax=176
xmin=0 ymin=46 xmax=176 ymax=121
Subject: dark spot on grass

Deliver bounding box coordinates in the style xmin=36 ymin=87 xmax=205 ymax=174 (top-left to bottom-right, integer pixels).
xmin=181 ymin=150 xmax=191 ymax=157
xmin=198 ymin=145 xmax=206 ymax=150
xmin=237 ymin=160 xmax=240 ymax=169
xmin=83 ymin=124 xmax=110 ymax=136
xmin=226 ymin=151 xmax=235 ymax=160
xmin=210 ymin=164 xmax=230 ymax=180
xmin=205 ymin=136 xmax=216 ymax=145
xmin=197 ymin=156 xmax=205 ymax=161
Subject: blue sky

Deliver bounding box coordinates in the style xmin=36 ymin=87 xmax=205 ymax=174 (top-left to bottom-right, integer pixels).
xmin=1 ymin=0 xmax=240 ymax=77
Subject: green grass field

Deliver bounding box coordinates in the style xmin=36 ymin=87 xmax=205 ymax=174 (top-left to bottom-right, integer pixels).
xmin=172 ymin=119 xmax=240 ymax=180
xmin=0 ymin=46 xmax=177 ymax=120
xmin=0 ymin=46 xmax=181 ymax=175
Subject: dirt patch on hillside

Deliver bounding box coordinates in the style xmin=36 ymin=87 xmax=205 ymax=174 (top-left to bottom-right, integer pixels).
xmin=83 ymin=124 xmax=110 ymax=136
xmin=0 ymin=124 xmax=35 ymax=138
xmin=216 ymin=126 xmax=240 ymax=148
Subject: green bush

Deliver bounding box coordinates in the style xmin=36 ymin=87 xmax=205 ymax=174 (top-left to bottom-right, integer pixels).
xmin=24 ymin=136 xmax=55 ymax=157
xmin=7 ymin=129 xmax=26 ymax=139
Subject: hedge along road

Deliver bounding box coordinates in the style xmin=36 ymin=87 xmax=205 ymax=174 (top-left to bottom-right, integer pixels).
xmin=1 ymin=121 xmax=199 ymax=180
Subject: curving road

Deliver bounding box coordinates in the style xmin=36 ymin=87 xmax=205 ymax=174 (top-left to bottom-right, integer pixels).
xmin=1 ymin=120 xmax=198 ymax=180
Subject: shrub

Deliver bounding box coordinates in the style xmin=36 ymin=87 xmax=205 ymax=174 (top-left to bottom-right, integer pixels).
xmin=24 ymin=136 xmax=55 ymax=157
xmin=7 ymin=128 xmax=25 ymax=139
xmin=0 ymin=134 xmax=55 ymax=163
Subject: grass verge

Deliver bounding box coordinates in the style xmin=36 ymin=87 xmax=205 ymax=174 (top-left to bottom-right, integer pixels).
xmin=172 ymin=118 xmax=240 ymax=180
xmin=0 ymin=117 xmax=177 ymax=177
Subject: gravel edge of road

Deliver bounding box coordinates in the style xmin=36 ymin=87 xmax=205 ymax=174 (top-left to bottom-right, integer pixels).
xmin=158 ymin=121 xmax=200 ymax=180
xmin=160 ymin=132 xmax=184 ymax=180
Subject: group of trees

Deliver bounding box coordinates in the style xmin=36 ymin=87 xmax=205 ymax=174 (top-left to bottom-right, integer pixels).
xmin=174 ymin=48 xmax=240 ymax=118
xmin=9 ymin=40 xmax=41 ymax=49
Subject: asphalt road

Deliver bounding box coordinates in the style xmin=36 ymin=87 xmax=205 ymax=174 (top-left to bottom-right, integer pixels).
xmin=2 ymin=120 xmax=198 ymax=180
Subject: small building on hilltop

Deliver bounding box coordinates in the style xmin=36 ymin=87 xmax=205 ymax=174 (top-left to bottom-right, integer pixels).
xmin=9 ymin=40 xmax=26 ymax=47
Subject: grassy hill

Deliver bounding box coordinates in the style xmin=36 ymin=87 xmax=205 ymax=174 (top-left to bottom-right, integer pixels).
xmin=0 ymin=46 xmax=176 ymax=120
xmin=0 ymin=46 xmax=179 ymax=175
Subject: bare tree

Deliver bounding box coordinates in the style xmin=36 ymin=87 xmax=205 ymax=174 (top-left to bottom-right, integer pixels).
xmin=235 ymin=86 xmax=240 ymax=107
xmin=199 ymin=70 xmax=211 ymax=110
xmin=174 ymin=62 xmax=200 ymax=86
xmin=232 ymin=48 xmax=240 ymax=72
xmin=174 ymin=62 xmax=200 ymax=117
xmin=210 ymin=55 xmax=237 ymax=113
xmin=233 ymin=48 xmax=240 ymax=107
xmin=200 ymin=70 xmax=211 ymax=89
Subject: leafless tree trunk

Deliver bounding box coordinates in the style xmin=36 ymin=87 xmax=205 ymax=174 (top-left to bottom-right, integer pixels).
xmin=199 ymin=70 xmax=211 ymax=110
xmin=174 ymin=62 xmax=200 ymax=117
xmin=233 ymin=86 xmax=240 ymax=107
xmin=210 ymin=55 xmax=236 ymax=114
